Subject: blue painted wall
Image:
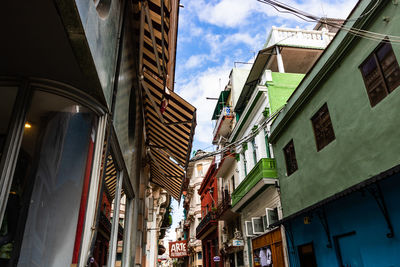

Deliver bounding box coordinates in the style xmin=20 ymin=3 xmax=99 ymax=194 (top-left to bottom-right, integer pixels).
xmin=286 ymin=173 xmax=400 ymax=267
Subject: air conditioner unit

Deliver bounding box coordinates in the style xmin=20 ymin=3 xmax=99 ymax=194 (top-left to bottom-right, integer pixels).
xmin=252 ymin=217 xmax=264 ymax=234
xmin=263 ymin=208 xmax=279 ymax=229
xmin=245 ymin=221 xmax=255 ymax=237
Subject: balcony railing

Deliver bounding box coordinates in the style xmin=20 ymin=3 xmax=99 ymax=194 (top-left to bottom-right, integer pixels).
xmin=196 ymin=212 xmax=217 ymax=237
xmin=217 ymin=189 xmax=231 ymax=218
xmin=232 ymin=158 xmax=277 ymax=207
xmin=266 ymin=26 xmax=335 ymax=49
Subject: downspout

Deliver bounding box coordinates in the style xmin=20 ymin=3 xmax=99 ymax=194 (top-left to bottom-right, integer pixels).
xmin=247 ymin=237 xmax=253 ymax=267
xmin=86 ymin=0 xmax=128 ymax=265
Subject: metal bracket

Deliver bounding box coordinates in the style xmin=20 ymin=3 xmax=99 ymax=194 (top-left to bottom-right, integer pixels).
xmin=317 ymin=208 xmax=333 ymax=248
xmin=367 ymin=183 xmax=394 ymax=238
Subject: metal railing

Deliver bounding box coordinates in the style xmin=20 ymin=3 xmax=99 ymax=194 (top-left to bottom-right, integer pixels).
xmin=217 ymin=189 xmax=231 ymax=217
xmin=196 ymin=211 xmax=217 ymax=236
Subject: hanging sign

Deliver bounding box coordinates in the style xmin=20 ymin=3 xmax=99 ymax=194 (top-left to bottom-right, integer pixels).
xmin=169 ymin=241 xmax=188 ymax=258
xmin=232 ymin=239 xmax=244 ymax=246
xmin=213 ymin=256 xmax=221 ymax=262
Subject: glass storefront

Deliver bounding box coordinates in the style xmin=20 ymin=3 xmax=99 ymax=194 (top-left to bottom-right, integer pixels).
xmin=0 ymin=79 xmax=136 ymax=267
xmin=0 ymin=90 xmax=98 ymax=267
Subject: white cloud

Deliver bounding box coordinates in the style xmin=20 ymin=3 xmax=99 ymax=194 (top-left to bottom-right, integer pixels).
xmin=191 ymin=0 xmax=256 ymax=28
xmin=177 ymin=62 xmax=232 ymax=145
xmin=189 ymin=0 xmax=357 ymax=28
xmin=184 ymin=54 xmax=208 ymax=69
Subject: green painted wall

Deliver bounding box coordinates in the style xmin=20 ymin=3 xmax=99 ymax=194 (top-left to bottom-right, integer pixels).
xmin=267 ymin=72 xmax=304 ymax=113
xmin=270 ymin=1 xmax=400 ymax=217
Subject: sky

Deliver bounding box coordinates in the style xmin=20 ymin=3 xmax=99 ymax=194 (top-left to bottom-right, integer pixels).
xmin=166 ymin=0 xmax=358 ymax=242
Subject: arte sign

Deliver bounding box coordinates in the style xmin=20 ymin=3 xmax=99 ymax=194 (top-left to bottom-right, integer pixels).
xmin=169 ymin=241 xmax=188 ymax=258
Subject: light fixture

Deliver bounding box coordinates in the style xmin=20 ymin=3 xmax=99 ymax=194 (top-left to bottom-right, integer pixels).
xmin=24 ymin=122 xmax=32 ymax=129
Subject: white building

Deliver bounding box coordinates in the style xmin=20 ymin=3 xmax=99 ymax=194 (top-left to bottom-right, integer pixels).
xmin=184 ymin=150 xmax=213 ymax=267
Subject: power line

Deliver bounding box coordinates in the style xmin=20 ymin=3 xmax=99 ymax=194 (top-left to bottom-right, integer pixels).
xmin=257 ymin=0 xmax=400 ymax=43
xmin=190 ymin=106 xmax=285 ymax=162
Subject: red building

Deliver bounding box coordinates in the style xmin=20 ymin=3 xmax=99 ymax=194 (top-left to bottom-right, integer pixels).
xmin=196 ymin=160 xmax=222 ymax=267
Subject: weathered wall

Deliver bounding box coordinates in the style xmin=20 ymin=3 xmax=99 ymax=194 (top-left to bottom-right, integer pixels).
xmin=272 ymin=1 xmax=400 ymax=217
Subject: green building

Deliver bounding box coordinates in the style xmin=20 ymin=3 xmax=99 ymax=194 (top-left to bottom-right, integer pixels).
xmin=269 ymin=0 xmax=400 ymax=266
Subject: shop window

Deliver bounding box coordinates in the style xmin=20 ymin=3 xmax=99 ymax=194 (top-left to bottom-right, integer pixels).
xmin=311 ymin=103 xmax=335 ymax=151
xmin=1 ymin=90 xmax=98 ymax=267
xmin=283 ymin=140 xmax=298 ymax=176
xmin=360 ymin=40 xmax=400 ymax=107
xmin=298 ymin=243 xmax=317 ymax=267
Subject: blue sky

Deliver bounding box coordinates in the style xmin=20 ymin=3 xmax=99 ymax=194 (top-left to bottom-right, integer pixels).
xmin=167 ymin=0 xmax=358 ymax=241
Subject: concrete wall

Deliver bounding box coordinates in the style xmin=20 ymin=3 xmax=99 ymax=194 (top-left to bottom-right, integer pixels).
xmin=271 ymin=1 xmax=400 ymax=217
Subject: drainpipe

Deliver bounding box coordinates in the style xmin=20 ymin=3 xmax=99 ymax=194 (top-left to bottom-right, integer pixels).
xmin=276 ymin=46 xmax=285 ymax=73
xmin=247 ymin=237 xmax=253 ymax=267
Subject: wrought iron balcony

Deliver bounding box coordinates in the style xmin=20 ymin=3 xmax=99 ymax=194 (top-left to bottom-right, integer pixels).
xmin=232 ymin=158 xmax=277 ymax=207
xmin=196 ymin=211 xmax=217 ymax=239
xmin=217 ymin=189 xmax=231 ymax=218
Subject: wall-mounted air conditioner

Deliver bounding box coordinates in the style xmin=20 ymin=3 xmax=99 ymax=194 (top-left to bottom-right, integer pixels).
xmin=252 ymin=217 xmax=264 ymax=234
xmin=263 ymin=208 xmax=279 ymax=229
xmin=245 ymin=221 xmax=255 ymax=237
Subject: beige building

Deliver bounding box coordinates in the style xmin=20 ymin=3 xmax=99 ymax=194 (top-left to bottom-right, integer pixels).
xmin=184 ymin=151 xmax=213 ymax=267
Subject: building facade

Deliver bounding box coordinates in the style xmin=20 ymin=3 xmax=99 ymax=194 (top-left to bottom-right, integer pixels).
xmin=0 ymin=0 xmax=195 ymax=267
xmin=184 ymin=151 xmax=213 ymax=267
xmin=196 ymin=162 xmax=223 ymax=267
xmin=221 ymin=24 xmax=339 ymax=267
xmin=269 ymin=1 xmax=400 ymax=266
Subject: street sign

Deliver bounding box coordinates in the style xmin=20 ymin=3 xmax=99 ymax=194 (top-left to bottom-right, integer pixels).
xmin=169 ymin=241 xmax=188 ymax=258
xmin=213 ymin=256 xmax=221 ymax=262
xmin=232 ymin=239 xmax=244 ymax=246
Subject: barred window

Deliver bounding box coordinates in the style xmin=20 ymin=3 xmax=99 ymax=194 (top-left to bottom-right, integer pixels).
xmin=360 ymin=40 xmax=400 ymax=107
xmin=311 ymin=103 xmax=335 ymax=151
xmin=283 ymin=140 xmax=298 ymax=176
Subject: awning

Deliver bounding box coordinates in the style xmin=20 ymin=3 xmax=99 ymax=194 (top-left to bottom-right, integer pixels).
xmin=138 ymin=0 xmax=196 ymax=200
xmin=211 ymin=90 xmax=230 ymax=120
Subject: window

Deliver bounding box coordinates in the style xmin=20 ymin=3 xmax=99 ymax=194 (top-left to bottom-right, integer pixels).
xmin=242 ymin=152 xmax=247 ymax=176
xmin=283 ymin=140 xmax=298 ymax=176
xmin=251 ymin=139 xmax=257 ymax=165
xmin=196 ymin=163 xmax=203 ymax=177
xmin=360 ymin=40 xmax=400 ymax=107
xmin=264 ymin=129 xmax=271 ymax=158
xmin=198 ymin=252 xmax=202 ymax=260
xmin=311 ymin=103 xmax=335 ymax=151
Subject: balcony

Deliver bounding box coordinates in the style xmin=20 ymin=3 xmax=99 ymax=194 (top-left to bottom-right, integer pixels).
xmin=266 ymin=26 xmax=335 ymax=49
xmin=231 ymin=158 xmax=277 ymax=209
xmin=217 ymin=189 xmax=235 ymax=220
xmin=196 ymin=212 xmax=217 ymax=240
xmin=212 ymin=106 xmax=234 ymax=144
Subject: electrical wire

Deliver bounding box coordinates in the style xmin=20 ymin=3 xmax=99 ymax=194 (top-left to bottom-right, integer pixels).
xmin=190 ymin=105 xmax=285 ymax=162
xmin=257 ymin=0 xmax=400 ymax=43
